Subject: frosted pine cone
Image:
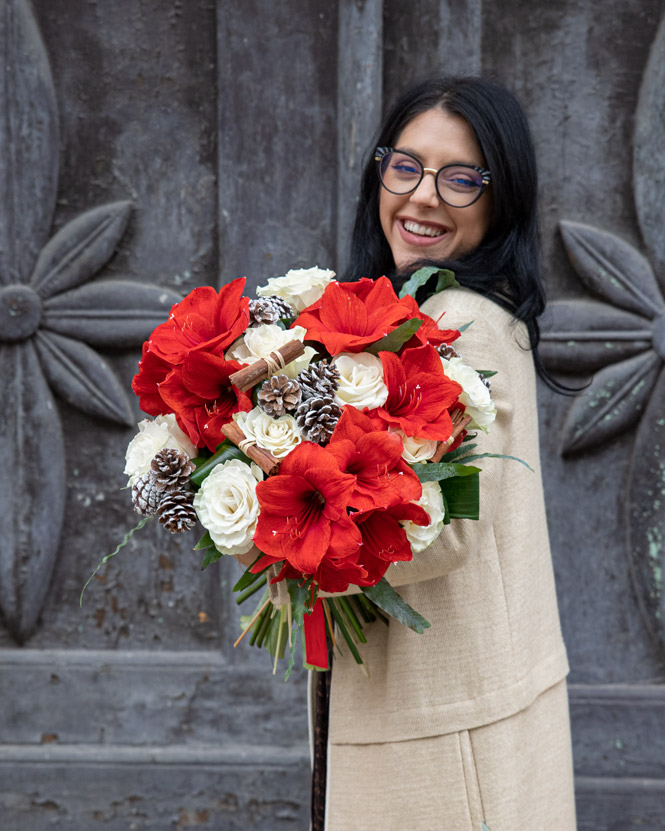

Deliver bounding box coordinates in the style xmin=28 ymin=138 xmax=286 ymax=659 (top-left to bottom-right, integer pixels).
xmin=295 ymin=396 xmax=342 ymax=444
xmin=249 ymin=296 xmax=295 ymax=327
xmin=479 ymin=374 xmax=492 ymax=392
xmin=131 ymin=472 xmax=162 ymax=517
xmin=158 ymin=489 xmax=197 ymax=533
xmin=257 ymin=374 xmax=302 ymax=417
xmin=437 ymin=343 xmax=460 ymax=361
xmin=297 ymin=360 xmax=340 ymax=400
xmin=150 ymin=448 xmax=196 ymax=493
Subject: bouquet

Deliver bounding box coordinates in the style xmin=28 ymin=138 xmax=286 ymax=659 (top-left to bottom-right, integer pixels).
xmin=83 ymin=266 xmax=504 ymax=679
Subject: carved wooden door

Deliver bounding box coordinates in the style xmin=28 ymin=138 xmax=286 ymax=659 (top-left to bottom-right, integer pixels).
xmin=1 ymin=1 xmax=664 ymax=829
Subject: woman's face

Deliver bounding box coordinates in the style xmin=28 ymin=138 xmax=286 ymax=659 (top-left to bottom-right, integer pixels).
xmin=379 ymin=107 xmax=492 ymax=270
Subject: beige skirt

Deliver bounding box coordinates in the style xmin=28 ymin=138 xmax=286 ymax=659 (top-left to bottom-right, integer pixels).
xmin=325 ymin=679 xmax=576 ymax=831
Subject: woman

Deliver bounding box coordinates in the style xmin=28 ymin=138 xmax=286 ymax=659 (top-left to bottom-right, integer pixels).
xmin=324 ymin=77 xmax=576 ymax=830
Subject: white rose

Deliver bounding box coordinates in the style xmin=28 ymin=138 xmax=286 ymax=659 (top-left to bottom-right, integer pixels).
xmin=390 ymin=429 xmax=438 ymax=463
xmin=226 ymin=324 xmax=315 ymax=379
xmin=124 ymin=414 xmax=197 ymax=485
xmin=234 ymin=407 xmax=302 ymax=460
xmin=193 ymin=459 xmax=261 ymax=557
xmin=333 ymin=352 xmax=389 ymax=410
xmin=256 ymin=266 xmax=335 ymax=313
xmin=441 ymin=356 xmax=497 ymax=431
xmin=401 ymin=481 xmax=446 ymax=553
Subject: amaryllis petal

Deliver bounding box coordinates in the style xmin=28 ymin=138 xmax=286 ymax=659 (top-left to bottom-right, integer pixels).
xmin=399 ymin=294 xmax=460 ymax=348
xmin=540 ymin=298 xmax=652 ymax=374
xmin=0 ymin=0 xmax=59 ymax=285
xmin=560 ymin=350 xmax=662 ymax=455
xmin=0 ymin=342 xmax=65 ymax=642
xmin=132 ymin=341 xmax=173 ymax=415
xmin=42 ymin=280 xmax=181 ymax=347
xmin=34 ymin=330 xmax=133 ymax=426
xmin=30 ymin=202 xmax=132 ymax=299
xmin=560 ymin=221 xmax=665 ymax=318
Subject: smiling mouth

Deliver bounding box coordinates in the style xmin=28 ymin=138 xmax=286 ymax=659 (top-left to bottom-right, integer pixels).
xmin=401 ymin=219 xmax=446 ymax=238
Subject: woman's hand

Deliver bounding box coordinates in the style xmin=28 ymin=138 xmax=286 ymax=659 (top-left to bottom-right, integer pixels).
xmin=234 ymin=544 xmax=262 ymax=569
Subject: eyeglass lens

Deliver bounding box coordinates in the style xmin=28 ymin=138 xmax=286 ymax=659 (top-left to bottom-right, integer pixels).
xmin=379 ymin=151 xmax=485 ymax=207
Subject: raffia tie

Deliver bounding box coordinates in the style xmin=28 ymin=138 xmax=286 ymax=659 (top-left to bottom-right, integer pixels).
xmin=238 ymin=437 xmax=257 ymax=454
xmin=264 ymin=350 xmax=287 ymax=376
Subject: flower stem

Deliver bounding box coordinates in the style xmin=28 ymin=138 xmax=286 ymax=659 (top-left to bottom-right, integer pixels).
xmin=234 ymin=597 xmax=271 ymax=648
xmin=235 ymin=574 xmax=268 ymax=605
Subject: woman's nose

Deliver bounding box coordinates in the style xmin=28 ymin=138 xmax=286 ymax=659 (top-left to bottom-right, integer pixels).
xmin=409 ymin=170 xmax=440 ymax=208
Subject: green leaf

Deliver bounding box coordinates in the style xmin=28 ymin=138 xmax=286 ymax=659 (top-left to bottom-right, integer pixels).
xmin=201 ymin=546 xmax=222 ymax=569
xmin=453 ymin=452 xmax=534 ymax=472
xmin=413 ymin=462 xmax=481 ymax=483
xmin=440 ymin=471 xmax=480 ymax=519
xmin=190 ymin=442 xmax=252 ymax=487
xmin=365 ymin=318 xmax=422 ymax=355
xmin=80 ymin=516 xmax=151 ymax=606
xmin=193 ymin=530 xmax=214 ymax=550
xmin=362 ymin=578 xmax=431 ymax=634
xmin=398 ymin=266 xmax=459 ymax=299
xmin=481 ymin=824 xmax=492 ymax=831
xmin=476 ymin=370 xmax=497 ymax=378
xmin=285 ymin=580 xmax=309 ymax=681
xmin=458 ymin=320 xmax=474 ymax=333
xmin=232 ymin=556 xmax=271 ymax=592
xmin=328 ymin=599 xmax=364 ymax=664
xmin=441 ymin=442 xmax=478 ymax=462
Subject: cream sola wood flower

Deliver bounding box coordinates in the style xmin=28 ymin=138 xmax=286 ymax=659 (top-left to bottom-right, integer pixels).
xmin=256 ymin=266 xmax=335 ymax=312
xmin=226 ymin=323 xmax=316 ymax=379
xmin=193 ymin=460 xmax=262 ymax=557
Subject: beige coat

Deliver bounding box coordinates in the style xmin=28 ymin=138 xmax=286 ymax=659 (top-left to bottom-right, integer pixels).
xmin=328 ymin=287 xmax=569 ymax=745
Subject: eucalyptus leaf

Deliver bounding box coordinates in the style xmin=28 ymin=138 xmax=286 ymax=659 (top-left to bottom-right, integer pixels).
xmin=458 ymin=320 xmax=474 ymax=333
xmin=191 ymin=443 xmax=252 ymax=487
xmin=201 ymin=546 xmax=222 ymax=570
xmin=440 ymin=472 xmax=480 ymax=519
xmin=413 ymin=462 xmax=481 ymax=483
xmin=193 ymin=530 xmax=214 ymax=551
xmin=366 ymin=318 xmax=423 ymax=356
xmin=362 ymin=578 xmax=431 ymax=634
xmin=398 ymin=266 xmax=459 ymax=299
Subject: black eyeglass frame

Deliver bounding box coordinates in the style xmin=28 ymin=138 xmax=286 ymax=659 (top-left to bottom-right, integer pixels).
xmin=375 ymin=146 xmax=491 ymax=208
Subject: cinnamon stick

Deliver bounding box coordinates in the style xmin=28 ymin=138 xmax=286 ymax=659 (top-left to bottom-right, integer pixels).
xmin=230 ymin=339 xmax=306 ymax=392
xmin=430 ymin=408 xmax=473 ymax=463
xmin=222 ymin=421 xmax=281 ymax=476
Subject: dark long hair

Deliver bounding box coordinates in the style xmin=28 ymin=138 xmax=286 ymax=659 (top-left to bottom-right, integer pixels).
xmin=342 ymin=76 xmax=565 ymax=392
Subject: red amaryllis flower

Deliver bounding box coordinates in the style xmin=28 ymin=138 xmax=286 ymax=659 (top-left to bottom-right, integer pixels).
xmin=158 ymin=351 xmax=252 ymax=450
xmin=293 ymin=277 xmax=413 ymax=355
xmin=252 ymin=442 xmax=358 ymax=573
xmin=353 ymin=502 xmax=430 ymax=587
xmin=146 ymin=278 xmax=250 ymax=366
xmin=370 ymin=345 xmax=463 ymax=441
xmin=398 ymin=294 xmax=460 ymax=349
xmin=327 ymin=407 xmax=422 ymax=511
xmin=131 ymin=340 xmax=175 ymax=416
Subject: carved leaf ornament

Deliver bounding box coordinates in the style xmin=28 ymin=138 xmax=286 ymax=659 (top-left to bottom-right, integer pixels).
xmin=0 ymin=0 xmax=180 ymax=643
xmin=540 ymin=13 xmax=665 ymax=657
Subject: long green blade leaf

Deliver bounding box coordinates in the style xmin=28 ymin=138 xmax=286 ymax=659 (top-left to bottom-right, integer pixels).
xmin=362 ymin=578 xmax=431 ymax=634
xmin=366 ymin=318 xmax=422 ymax=355
xmin=190 ymin=442 xmax=251 ymax=487
xmin=440 ymin=472 xmax=480 ymax=520
xmin=453 ymin=452 xmax=533 ymax=472
xmin=233 ymin=556 xmax=272 ymax=592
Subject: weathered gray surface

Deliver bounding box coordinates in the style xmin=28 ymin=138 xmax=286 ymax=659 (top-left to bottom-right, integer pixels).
xmin=1 ymin=0 xmax=665 ymax=827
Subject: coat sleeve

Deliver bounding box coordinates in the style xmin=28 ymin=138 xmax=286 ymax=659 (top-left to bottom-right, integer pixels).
xmin=374 ymin=288 xmax=523 ymax=589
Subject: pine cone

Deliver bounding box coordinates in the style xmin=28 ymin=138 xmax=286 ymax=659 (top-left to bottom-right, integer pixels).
xmin=257 ymin=374 xmax=302 ymax=417
xmin=158 ymin=489 xmax=197 ymax=534
xmin=296 ymin=396 xmax=342 ymax=444
xmin=437 ymin=343 xmax=460 ymax=361
xmin=298 ymin=360 xmax=340 ymax=400
xmin=150 ymin=448 xmax=196 ymax=493
xmin=131 ymin=472 xmax=162 ymax=517
xmin=249 ymin=296 xmax=294 ymax=327
xmin=479 ymin=374 xmax=492 ymax=392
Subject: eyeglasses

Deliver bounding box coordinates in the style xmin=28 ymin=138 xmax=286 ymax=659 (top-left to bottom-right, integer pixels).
xmin=375 ymin=147 xmax=491 ymax=208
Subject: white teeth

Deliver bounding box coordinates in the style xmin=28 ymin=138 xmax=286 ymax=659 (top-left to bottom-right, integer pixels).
xmin=403 ymin=220 xmax=444 ymax=238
